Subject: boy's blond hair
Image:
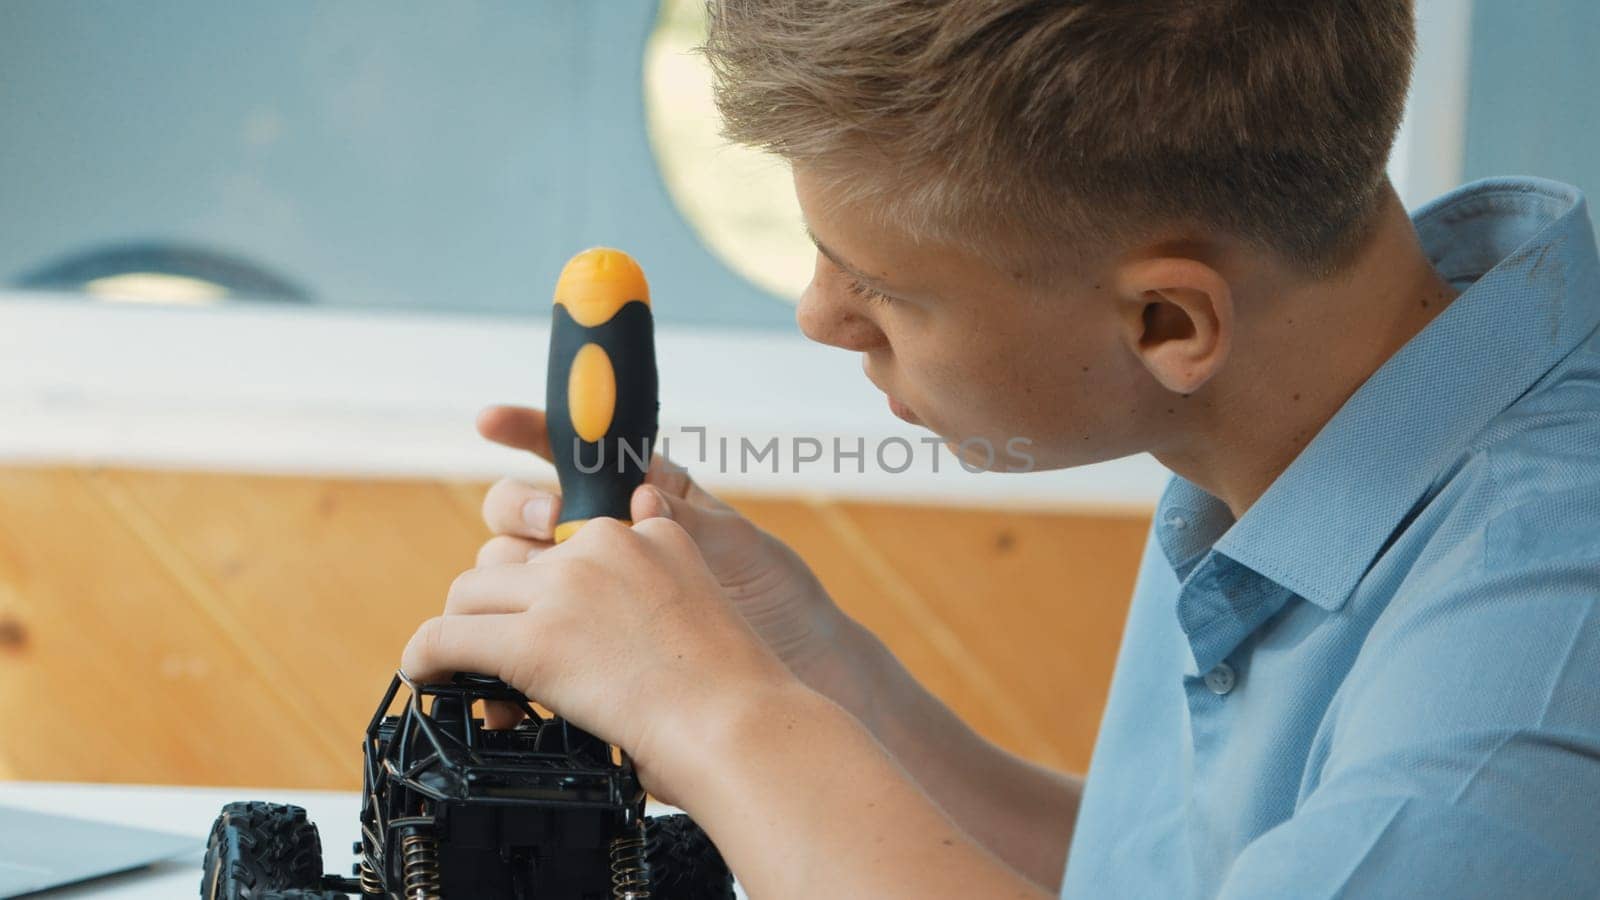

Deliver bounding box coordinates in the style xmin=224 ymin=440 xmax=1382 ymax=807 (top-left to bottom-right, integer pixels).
xmin=704 ymin=0 xmax=1415 ymax=275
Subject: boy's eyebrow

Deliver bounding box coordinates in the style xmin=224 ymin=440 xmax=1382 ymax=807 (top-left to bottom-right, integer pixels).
xmin=804 ymin=226 xmax=892 ymax=289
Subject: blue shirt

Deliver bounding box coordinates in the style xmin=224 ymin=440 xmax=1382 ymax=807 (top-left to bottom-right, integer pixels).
xmin=1062 ymin=177 xmax=1600 ymax=899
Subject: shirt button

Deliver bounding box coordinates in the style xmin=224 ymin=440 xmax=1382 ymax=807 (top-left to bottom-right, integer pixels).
xmin=1204 ymin=662 xmax=1236 ymax=695
xmin=1165 ymin=512 xmax=1189 ymax=530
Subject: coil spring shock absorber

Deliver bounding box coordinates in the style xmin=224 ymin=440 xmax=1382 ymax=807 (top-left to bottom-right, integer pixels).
xmin=358 ymin=855 xmax=384 ymax=897
xmin=399 ymin=828 xmax=442 ymax=900
xmin=609 ymin=821 xmax=651 ymax=899
xmin=353 ymin=834 xmax=384 ymax=896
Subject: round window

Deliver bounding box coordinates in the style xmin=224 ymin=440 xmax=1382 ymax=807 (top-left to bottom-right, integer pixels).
xmin=644 ymin=0 xmax=814 ymax=303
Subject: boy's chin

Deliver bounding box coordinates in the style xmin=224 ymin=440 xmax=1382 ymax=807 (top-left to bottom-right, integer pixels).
xmin=940 ymin=436 xmax=1042 ymax=474
xmin=940 ymin=436 xmax=1125 ymax=474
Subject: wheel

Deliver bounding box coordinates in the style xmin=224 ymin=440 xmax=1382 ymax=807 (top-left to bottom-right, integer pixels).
xmin=643 ymin=814 xmax=735 ymax=900
xmin=201 ymin=801 xmax=326 ymax=900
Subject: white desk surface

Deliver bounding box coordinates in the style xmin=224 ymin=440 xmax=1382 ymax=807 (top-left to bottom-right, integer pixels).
xmin=0 ymin=781 xmax=726 ymax=899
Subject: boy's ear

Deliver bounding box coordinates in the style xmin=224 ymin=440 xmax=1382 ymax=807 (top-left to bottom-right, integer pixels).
xmin=1113 ymin=256 xmax=1233 ymax=396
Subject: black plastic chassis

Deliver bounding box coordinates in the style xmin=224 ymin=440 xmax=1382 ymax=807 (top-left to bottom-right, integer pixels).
xmin=354 ymin=671 xmax=647 ymax=898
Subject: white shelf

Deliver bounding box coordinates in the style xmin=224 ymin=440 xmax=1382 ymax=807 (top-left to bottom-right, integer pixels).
xmin=0 ymin=293 xmax=1168 ymax=511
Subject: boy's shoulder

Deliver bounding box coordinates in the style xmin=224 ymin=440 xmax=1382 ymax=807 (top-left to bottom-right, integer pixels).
xmin=1400 ymin=322 xmax=1600 ymax=585
xmin=1322 ymin=338 xmax=1599 ymax=849
xmin=1484 ymin=332 xmax=1600 ymax=546
xmin=1344 ymin=314 xmax=1600 ymax=670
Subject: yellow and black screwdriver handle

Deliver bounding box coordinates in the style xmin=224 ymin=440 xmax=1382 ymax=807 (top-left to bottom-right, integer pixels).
xmin=547 ymin=248 xmax=659 ymax=544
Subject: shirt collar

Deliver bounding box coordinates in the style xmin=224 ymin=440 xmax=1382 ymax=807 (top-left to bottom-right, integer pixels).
xmin=1157 ymin=177 xmax=1600 ymax=612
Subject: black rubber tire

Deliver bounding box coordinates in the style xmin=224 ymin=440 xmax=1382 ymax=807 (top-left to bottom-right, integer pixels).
xmin=200 ymin=802 xmax=325 ymax=900
xmin=644 ymin=814 xmax=735 ymax=900
xmin=256 ymin=893 xmax=348 ymax=899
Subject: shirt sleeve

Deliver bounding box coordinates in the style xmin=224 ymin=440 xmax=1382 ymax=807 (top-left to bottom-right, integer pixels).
xmin=1216 ymin=549 xmax=1600 ymax=899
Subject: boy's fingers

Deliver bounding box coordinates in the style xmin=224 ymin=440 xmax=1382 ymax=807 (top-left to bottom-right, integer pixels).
xmin=644 ymin=453 xmax=694 ymax=499
xmin=446 ymin=564 xmax=536 ymax=616
xmin=481 ymin=408 xmax=725 ymax=524
xmin=483 ymin=699 xmax=526 ymax=730
xmin=474 ymin=535 xmax=550 ymax=568
xmin=445 ymin=567 xmax=537 ymax=615
xmin=645 ymin=454 xmax=734 ymax=514
xmin=401 ymin=613 xmax=526 ymax=685
xmin=482 ymin=409 xmax=706 ymax=504
xmin=631 ymin=484 xmax=700 ymax=534
xmin=483 ymin=477 xmax=561 ymax=540
xmin=477 ymin=405 xmax=553 ymax=460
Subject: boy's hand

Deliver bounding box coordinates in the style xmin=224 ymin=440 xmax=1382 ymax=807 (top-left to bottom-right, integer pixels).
xmin=400 ymin=514 xmax=796 ymax=805
xmin=401 ymin=516 xmax=1050 ymax=900
xmin=471 ymin=405 xmax=871 ymax=713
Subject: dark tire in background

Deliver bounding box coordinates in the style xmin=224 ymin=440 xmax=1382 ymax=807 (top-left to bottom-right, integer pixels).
xmin=645 ymin=814 xmax=735 ymax=900
xmin=201 ymin=802 xmax=325 ymax=900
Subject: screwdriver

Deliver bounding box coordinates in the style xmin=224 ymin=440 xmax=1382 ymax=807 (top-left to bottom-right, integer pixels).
xmin=546 ymin=248 xmax=660 ymax=543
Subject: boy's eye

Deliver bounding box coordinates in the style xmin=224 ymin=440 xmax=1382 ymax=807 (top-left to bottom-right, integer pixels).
xmin=844 ymin=275 xmax=895 ymax=307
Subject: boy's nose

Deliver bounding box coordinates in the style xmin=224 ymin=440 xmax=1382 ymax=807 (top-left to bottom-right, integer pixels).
xmin=796 ymin=284 xmax=888 ymax=352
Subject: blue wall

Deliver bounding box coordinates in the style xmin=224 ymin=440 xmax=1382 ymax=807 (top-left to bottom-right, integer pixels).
xmin=1463 ymin=2 xmax=1600 ymax=199
xmin=0 ymin=1 xmax=794 ymax=329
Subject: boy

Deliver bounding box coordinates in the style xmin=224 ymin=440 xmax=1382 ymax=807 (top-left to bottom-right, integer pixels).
xmin=402 ymin=1 xmax=1600 ymax=896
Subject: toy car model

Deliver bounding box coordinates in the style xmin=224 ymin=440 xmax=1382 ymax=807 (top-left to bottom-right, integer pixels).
xmin=202 ymin=671 xmax=734 ymax=899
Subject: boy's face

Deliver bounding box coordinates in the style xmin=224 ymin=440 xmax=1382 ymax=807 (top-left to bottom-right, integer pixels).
xmin=792 ymin=167 xmax=1156 ymax=471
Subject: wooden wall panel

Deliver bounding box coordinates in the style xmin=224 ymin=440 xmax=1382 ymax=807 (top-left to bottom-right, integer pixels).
xmin=0 ymin=468 xmax=349 ymax=785
xmin=831 ymin=503 xmax=1148 ymax=772
xmin=0 ymin=466 xmax=1148 ymax=789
